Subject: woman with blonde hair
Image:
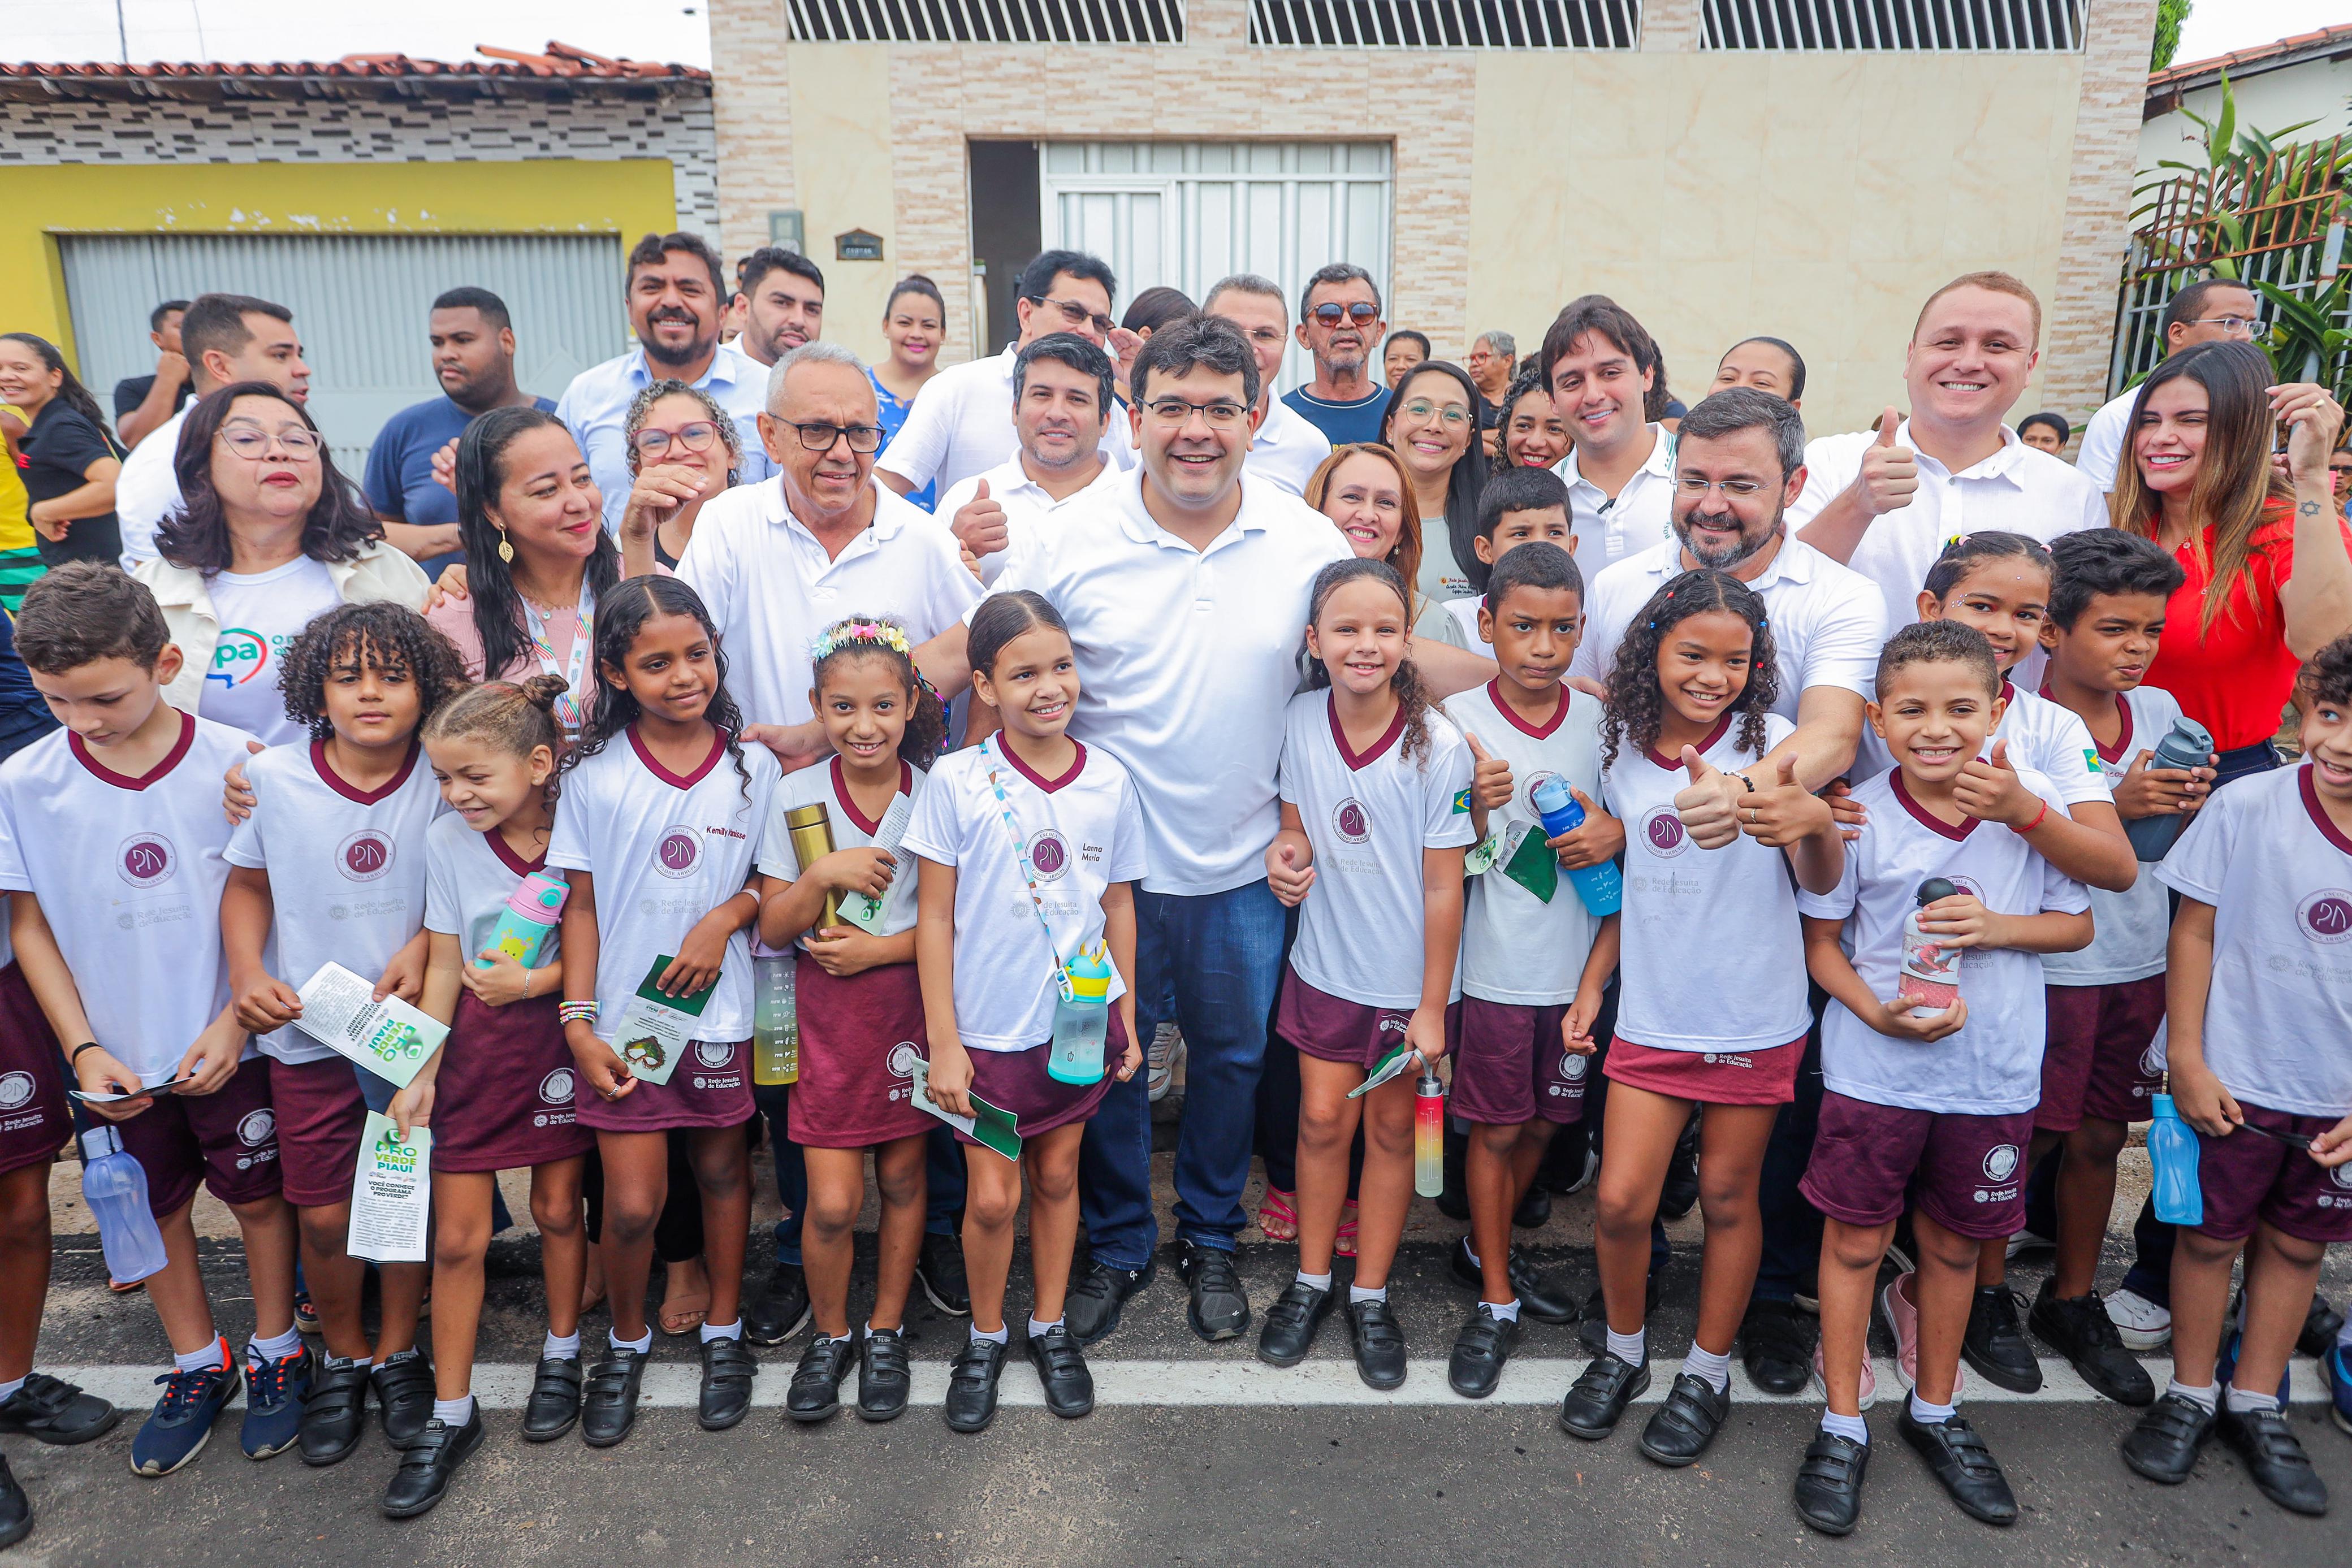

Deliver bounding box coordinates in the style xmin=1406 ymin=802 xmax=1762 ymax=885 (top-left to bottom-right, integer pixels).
xmin=1305 ymin=443 xmax=1468 ymax=651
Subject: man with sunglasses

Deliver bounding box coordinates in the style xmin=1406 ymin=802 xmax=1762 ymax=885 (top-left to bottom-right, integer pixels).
xmin=2075 ymin=279 xmax=2263 ymax=492
xmin=878 ymin=249 xmax=1128 ymax=504
xmin=1282 ymin=263 xmax=1391 ymax=447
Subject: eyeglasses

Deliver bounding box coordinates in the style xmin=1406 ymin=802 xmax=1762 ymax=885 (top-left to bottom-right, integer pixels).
xmin=1311 ymin=302 xmax=1381 ymax=328
xmin=632 ymin=421 xmax=722 ymax=458
xmin=2186 ymin=315 xmax=2264 ymax=337
xmin=1032 ymin=295 xmax=1115 ymax=336
xmin=1399 ymin=399 xmax=1471 ymax=428
xmin=1675 ymin=477 xmax=1765 ymax=499
xmin=780 ymin=419 xmax=883 ymax=453
xmin=1145 ymin=397 xmax=1248 ymax=428
xmin=216 ymin=425 xmax=321 ymax=460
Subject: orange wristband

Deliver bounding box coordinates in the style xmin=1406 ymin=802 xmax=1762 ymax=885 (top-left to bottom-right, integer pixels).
xmin=2011 ymin=799 xmax=2048 ymax=835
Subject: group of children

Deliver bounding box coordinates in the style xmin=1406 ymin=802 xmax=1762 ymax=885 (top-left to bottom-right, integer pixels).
xmin=0 ymin=503 xmax=2344 ymax=1544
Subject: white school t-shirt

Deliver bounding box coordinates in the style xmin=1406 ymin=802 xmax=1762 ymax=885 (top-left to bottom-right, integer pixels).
xmin=1603 ymin=712 xmax=1813 ymax=1052
xmin=546 ymin=727 xmax=780 ymax=1047
xmin=225 ymin=740 xmax=444 ymax=1064
xmin=756 ymin=756 xmax=926 ymax=941
xmin=1852 ymin=681 xmax=2111 ymax=811
xmin=1278 ymin=690 xmax=1476 ymax=1010
xmin=901 ymin=739 xmax=1147 ymax=1052
xmin=2156 ymin=764 xmax=2352 ymax=1117
xmin=2041 ymin=685 xmax=2181 ymax=986
xmin=1445 ymin=681 xmax=1606 ymax=1006
xmin=423 ymin=812 xmax=559 ymax=966
xmin=0 ymin=713 xmax=259 ymax=1082
xmin=1797 ymin=765 xmax=2089 ymax=1114
xmin=196 ymin=557 xmax=343 ymax=747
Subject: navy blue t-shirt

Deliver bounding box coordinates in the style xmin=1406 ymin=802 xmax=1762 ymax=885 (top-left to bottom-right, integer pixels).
xmin=364 ymin=395 xmax=556 ymax=529
xmin=1281 ymin=385 xmax=1389 ymax=449
xmin=0 ymin=609 xmax=58 ymax=763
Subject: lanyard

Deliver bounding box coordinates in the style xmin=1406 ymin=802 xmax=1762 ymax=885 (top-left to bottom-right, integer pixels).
xmin=979 ymin=738 xmax=1075 ymax=999
xmin=520 ymin=584 xmax=595 ymax=734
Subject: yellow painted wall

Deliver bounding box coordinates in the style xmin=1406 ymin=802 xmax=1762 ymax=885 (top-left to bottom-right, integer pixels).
xmin=786 ymin=44 xmax=901 ymax=363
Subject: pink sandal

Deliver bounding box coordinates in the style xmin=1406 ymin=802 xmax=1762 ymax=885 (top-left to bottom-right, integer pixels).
xmin=1257 ymin=1186 xmax=1300 ymax=1242
xmin=1334 ymin=1202 xmax=1360 ymax=1258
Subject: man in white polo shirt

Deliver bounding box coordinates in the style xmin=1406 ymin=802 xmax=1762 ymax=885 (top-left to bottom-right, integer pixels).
xmin=2074 ymin=277 xmax=2260 ymax=491
xmin=876 ymin=249 xmax=1128 ymax=503
xmin=1543 ymin=296 xmax=1679 ymax=584
xmin=933 ymin=333 xmax=1123 ymax=585
xmin=1203 ymin=274 xmax=1334 ymax=497
xmin=1789 ymin=270 xmax=2106 ymax=633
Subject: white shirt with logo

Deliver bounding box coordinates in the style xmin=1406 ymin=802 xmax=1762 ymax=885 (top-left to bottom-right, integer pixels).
xmin=423 ymin=812 xmax=560 ymax=968
xmin=1798 ymin=764 xmax=2089 ymax=1114
xmin=757 ymin=757 xmax=926 ymax=939
xmin=2157 ymin=763 xmax=2352 ymax=1117
xmin=0 ymin=713 xmax=258 ymax=1082
xmin=933 ymin=455 xmax=1126 ymax=587
xmin=1277 ymin=690 xmax=1476 ymax=1010
xmin=901 ymin=739 xmax=1147 ymax=1053
xmin=1853 ymin=681 xmax=2112 ymax=809
xmin=1554 ymin=423 xmax=1677 ymax=584
xmin=195 ymin=557 xmax=342 ymax=747
xmin=226 ymin=740 xmax=443 ymax=1064
xmin=2042 ymin=685 xmax=2181 ymax=986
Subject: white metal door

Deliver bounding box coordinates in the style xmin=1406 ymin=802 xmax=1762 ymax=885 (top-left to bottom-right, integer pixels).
xmin=1041 ymin=142 xmax=1393 ymax=395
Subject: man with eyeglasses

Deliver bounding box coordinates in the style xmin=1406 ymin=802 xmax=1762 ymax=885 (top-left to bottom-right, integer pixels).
xmin=1282 ymin=263 xmax=1391 ymax=447
xmin=878 ymin=249 xmax=1127 ymax=504
xmin=1545 ymin=296 xmax=1681 ymax=584
xmin=2075 ymin=279 xmax=2263 ymax=492
xmin=933 ymin=333 xmax=1123 ymax=584
xmin=1204 ymin=274 xmax=1331 ymax=497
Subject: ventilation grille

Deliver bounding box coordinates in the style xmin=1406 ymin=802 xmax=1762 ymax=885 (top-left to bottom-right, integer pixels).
xmin=1247 ymin=0 xmax=1640 ymax=47
xmin=786 ymin=0 xmax=1185 ymax=43
xmin=1701 ymin=0 xmax=2083 ymax=50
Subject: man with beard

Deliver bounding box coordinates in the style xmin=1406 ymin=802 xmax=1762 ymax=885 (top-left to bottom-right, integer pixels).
xmin=732 ymin=248 xmax=827 ymax=369
xmin=933 ymin=333 xmax=1122 ymax=584
xmin=557 ymin=231 xmax=774 ymax=532
xmin=1282 ymin=263 xmax=1390 ymax=447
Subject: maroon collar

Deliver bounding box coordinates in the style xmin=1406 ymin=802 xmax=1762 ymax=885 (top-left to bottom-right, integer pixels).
xmin=2035 ymin=683 xmax=2135 ymax=765
xmin=831 ymin=754 xmax=912 ymax=834
xmin=1327 ymin=692 xmax=1407 ymax=771
xmin=2298 ymin=764 xmax=2352 ymax=855
xmin=627 ymin=724 xmax=727 ymax=790
xmin=1486 ymin=679 xmax=1567 ymax=740
xmin=312 ymin=737 xmax=420 ymax=806
xmin=999 ymin=737 xmax=1087 ymax=794
xmin=1644 ymin=714 xmax=1731 ymax=770
xmin=1891 ymin=769 xmax=1977 ymax=842
xmin=487 ymin=827 xmax=548 ymax=878
xmin=69 ymin=708 xmax=194 ymax=791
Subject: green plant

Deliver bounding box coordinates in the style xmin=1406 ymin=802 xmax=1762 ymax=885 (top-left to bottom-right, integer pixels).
xmin=2253 ymin=273 xmax=2352 ymax=403
xmin=2152 ymin=0 xmax=2192 ymax=73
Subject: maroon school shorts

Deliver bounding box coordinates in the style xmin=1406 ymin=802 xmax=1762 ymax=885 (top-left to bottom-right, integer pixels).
xmin=430 ymin=993 xmax=591 ymax=1173
xmin=114 ymin=1056 xmax=281 ymax=1217
xmin=789 ymin=956 xmax=931 ymax=1149
xmin=2037 ymin=978 xmax=2167 ymax=1133
xmin=2193 ymin=1100 xmax=2352 ymax=1245
xmin=959 ymin=1008 xmax=1129 ymax=1150
xmin=1800 ymin=1090 xmax=2035 ymax=1241
xmin=1446 ymin=997 xmax=1588 ymax=1125
xmin=1605 ymin=1035 xmax=1804 ymax=1107
xmin=0 ymin=961 xmax=70 ymax=1178
xmin=271 ymin=1055 xmax=370 ymax=1209
xmin=1278 ymin=969 xmax=1413 ymax=1071
xmin=576 ymin=1037 xmax=754 ymax=1134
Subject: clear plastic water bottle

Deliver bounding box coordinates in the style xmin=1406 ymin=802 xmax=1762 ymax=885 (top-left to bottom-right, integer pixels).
xmin=2124 ymin=715 xmax=2215 ymax=862
xmin=753 ymin=954 xmax=798 ymax=1086
xmin=1414 ymin=1069 xmax=1446 ymax=1198
xmin=2146 ymin=1090 xmax=2203 ymax=1226
xmin=1047 ymin=947 xmax=1115 ymax=1086
xmin=81 ymin=1125 xmax=168 ymax=1285
xmin=1898 ymin=877 xmax=1962 ymax=1011
xmin=1530 ymin=777 xmax=1623 ymax=915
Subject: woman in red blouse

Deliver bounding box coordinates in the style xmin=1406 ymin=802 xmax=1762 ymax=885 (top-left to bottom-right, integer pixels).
xmin=2112 ymin=340 xmax=2351 ymax=784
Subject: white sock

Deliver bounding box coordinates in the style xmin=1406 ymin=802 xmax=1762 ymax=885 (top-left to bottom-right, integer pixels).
xmin=2224 ymin=1383 xmax=2280 ymax=1414
xmin=543 ymin=1330 xmax=581 ymax=1361
xmin=431 ymin=1394 xmax=474 ymax=1426
xmin=609 ymin=1327 xmax=653 ymax=1356
xmin=0 ymin=1376 xmax=23 ymax=1404
xmin=2166 ymin=1378 xmax=2219 ymax=1414
xmin=1683 ymin=1344 xmax=1732 ymax=1394
xmin=173 ymin=1338 xmax=227 ymax=1376
xmin=699 ymin=1318 xmax=743 ymax=1344
xmin=1908 ymin=1391 xmax=1957 ymax=1425
xmin=1605 ymin=1326 xmax=1646 ymax=1367
xmin=971 ymin=1323 xmax=1010 ymax=1346
xmin=247 ymin=1326 xmax=302 ymax=1364
xmin=1027 ymin=1316 xmax=1064 ymax=1339
xmin=1296 ymin=1270 xmax=1333 ymax=1292
xmin=1486 ymin=1298 xmax=1521 ymax=1324
xmin=1348 ymin=1284 xmax=1387 ymax=1306
xmin=1820 ymin=1410 xmax=1870 ymax=1446
xmin=867 ymin=1320 xmax=899 ymax=1339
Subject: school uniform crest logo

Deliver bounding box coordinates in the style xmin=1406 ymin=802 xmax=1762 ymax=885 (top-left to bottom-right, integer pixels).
xmin=887 ymin=1041 xmax=922 ymax=1101
xmin=1028 ymin=829 xmax=1072 ymax=881
xmin=694 ymin=1040 xmax=736 ymax=1069
xmin=540 ymin=1069 xmax=574 ymax=1104
xmin=337 ymin=829 xmax=395 ymax=882
xmin=653 ymin=825 xmax=703 ymax=879
xmin=1333 ymin=799 xmax=1370 ymax=845
xmin=116 ymin=833 xmax=176 ymax=888
xmin=2331 ymin=1163 xmax=2352 ymax=1191
xmin=2296 ymin=890 xmax=2352 ymax=943
xmin=2139 ymin=1041 xmax=2167 ymax=1078
xmin=1981 ymin=1143 xmax=2020 ymax=1184
xmin=1558 ymin=1050 xmax=1589 ymax=1081
xmin=237 ymin=1108 xmax=276 ymax=1147
xmin=1640 ymin=807 xmax=1687 ymax=857
xmin=0 ymin=1071 xmax=33 ymax=1110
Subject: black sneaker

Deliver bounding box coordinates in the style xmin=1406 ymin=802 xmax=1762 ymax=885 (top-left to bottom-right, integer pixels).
xmin=370 ymin=1350 xmax=436 ymax=1449
xmin=697 ymin=1335 xmax=759 ymax=1431
xmin=1577 ymin=1277 xmax=1661 ymax=1355
xmin=1447 ymin=1305 xmax=1521 ymax=1400
xmin=1659 ymin=1116 xmax=1701 ymax=1220
xmin=297 ymin=1360 xmax=371 ymax=1467
xmin=0 ymin=1452 xmax=27 ymax=1551
xmin=1065 ymin=1256 xmax=1156 ymax=1347
xmin=1177 ymin=1241 xmax=1250 ymax=1342
xmin=2120 ymin=1391 xmax=2214 ymax=1484
xmin=745 ymin=1263 xmax=812 ymax=1346
xmin=1025 ymin=1325 xmax=1095 ymax=1419
xmin=944 ymin=1337 xmax=1009 ymax=1433
xmin=2028 ymin=1283 xmax=2154 ymax=1407
xmin=521 ymin=1357 xmax=582 ymax=1442
xmin=0 ymin=1372 xmax=119 ymax=1446
xmin=857 ymin=1328 xmax=910 ymax=1422
xmin=1793 ymin=1430 xmax=1870 ymax=1536
xmin=1346 ymin=1297 xmax=1408 ymax=1390
xmin=379 ymin=1406 xmax=484 ymax=1519
xmin=1558 ymin=1352 xmax=1649 ymax=1441
xmin=785 ymin=1335 xmax=855 ymax=1423
xmin=1897 ymin=1407 xmax=2017 ymax=1526
xmin=1640 ymin=1372 xmax=1730 ymax=1467
xmin=1960 ymin=1287 xmax=2042 ymax=1394
xmin=580 ymin=1346 xmax=647 ymax=1448
xmin=1512 ymin=1185 xmax=1552 ymax=1229
xmin=2301 ymin=1292 xmax=2346 ymax=1359
xmin=917 ymin=1232 xmax=972 ymax=1316
xmin=1257 ymin=1279 xmax=1335 ymax=1367
xmin=1446 ymin=1238 xmax=1576 ymax=1324
xmin=1741 ymin=1298 xmax=1815 ymax=1397
xmin=2216 ymin=1403 xmax=2328 ymax=1517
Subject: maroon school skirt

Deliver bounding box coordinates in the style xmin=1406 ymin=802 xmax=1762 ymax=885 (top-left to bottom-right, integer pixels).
xmin=575 ymin=1036 xmax=755 ymax=1133
xmin=0 ymin=960 xmax=69 ymax=1178
xmin=430 ymin=992 xmax=593 ymax=1173
xmin=789 ymin=956 xmax=931 ymax=1150
xmin=961 ymin=1008 xmax=1130 ymax=1149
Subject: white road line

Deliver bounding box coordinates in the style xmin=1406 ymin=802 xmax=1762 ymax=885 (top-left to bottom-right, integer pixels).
xmin=47 ymin=1355 xmax=2333 ymax=1411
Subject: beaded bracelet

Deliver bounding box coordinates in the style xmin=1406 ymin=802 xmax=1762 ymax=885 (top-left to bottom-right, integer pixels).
xmin=557 ymin=1001 xmax=599 ymax=1025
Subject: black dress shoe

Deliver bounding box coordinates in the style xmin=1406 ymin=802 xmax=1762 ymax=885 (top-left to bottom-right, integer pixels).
xmin=580 ymin=1347 xmax=647 ymax=1448
xmin=2028 ymin=1284 xmax=2153 ymax=1407
xmin=745 ymin=1264 xmax=812 ymax=1346
xmin=371 ymin=1352 xmax=436 ymax=1449
xmin=857 ymin=1328 xmax=910 ymax=1422
xmin=1577 ymin=1278 xmax=1661 ymax=1354
xmin=1898 ymin=1408 xmax=2017 ymax=1525
xmin=1257 ymin=1280 xmax=1335 ymax=1367
xmin=1346 ymin=1297 xmax=1408 ymax=1391
xmin=1960 ymin=1287 xmax=2042 ymax=1394
xmin=1065 ymin=1257 xmax=1156 ymax=1347
xmin=1513 ymin=1185 xmax=1552 ymax=1229
xmin=1447 ymin=1305 xmax=1521 ymax=1400
xmin=521 ymin=1357 xmax=582 ymax=1442
xmin=2216 ymin=1403 xmax=2329 ymax=1517
xmin=1446 ymin=1240 xmax=1576 ymax=1325
xmin=918 ymin=1232 xmax=972 ymax=1317
xmin=0 ymin=1372 xmax=118 ymax=1446
xmin=1640 ymin=1372 xmax=1730 ymax=1466
xmin=785 ymin=1335 xmax=855 ymax=1423
xmin=1741 ymin=1298 xmax=1815 ymax=1396
xmin=298 ymin=1361 xmax=371 ymax=1467
xmin=1793 ymin=1431 xmax=1870 ymax=1536
xmin=379 ymin=1407 xmax=483 ymax=1519
xmin=944 ymin=1337 xmax=1009 ymax=1433
xmin=2300 ymin=1292 xmax=2345 ymax=1359
xmin=1659 ymin=1116 xmax=1701 ymax=1220
xmin=1177 ymin=1242 xmax=1250 ymax=1341
xmin=1559 ymin=1352 xmax=1650 ymax=1440
xmin=0 ymin=1452 xmax=30 ymax=1551
xmin=697 ymin=1335 xmax=759 ymax=1431
xmin=1026 ymin=1326 xmax=1095 ymax=1419
xmin=2120 ymin=1391 xmax=2214 ymax=1484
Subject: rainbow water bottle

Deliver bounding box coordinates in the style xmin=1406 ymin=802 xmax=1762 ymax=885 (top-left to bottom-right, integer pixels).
xmin=1415 ymin=1068 xmax=1446 ymax=1198
xmin=480 ymin=870 xmax=568 ymax=969
xmin=2147 ymin=1085 xmax=2203 ymax=1227
xmin=1047 ymin=944 xmax=1115 ymax=1086
xmin=81 ymin=1125 xmax=168 ymax=1285
xmin=1531 ymin=776 xmax=1623 ymax=915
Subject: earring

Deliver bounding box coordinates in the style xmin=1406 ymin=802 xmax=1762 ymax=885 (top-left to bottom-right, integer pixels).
xmin=497 ymin=529 xmax=514 ymax=565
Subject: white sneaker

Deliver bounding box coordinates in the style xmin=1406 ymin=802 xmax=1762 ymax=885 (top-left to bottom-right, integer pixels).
xmin=1148 ymin=1023 xmax=1184 ymax=1103
xmin=2105 ymin=1287 xmax=2172 ymax=1351
xmin=1811 ymin=1336 xmax=1878 ymax=1411
xmin=2004 ymin=1229 xmax=2054 ymax=1261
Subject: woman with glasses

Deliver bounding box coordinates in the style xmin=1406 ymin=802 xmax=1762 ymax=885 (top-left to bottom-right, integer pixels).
xmin=619 ymin=381 xmax=744 ymax=572
xmin=1383 ymin=361 xmax=1489 ymax=616
xmin=1498 ymin=367 xmax=1572 ymax=472
xmin=140 ymin=383 xmax=427 ymax=746
xmin=871 ymin=277 xmax=947 ymax=511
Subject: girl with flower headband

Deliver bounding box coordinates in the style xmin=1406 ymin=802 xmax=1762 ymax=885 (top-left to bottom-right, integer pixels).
xmin=753 ymin=615 xmax=946 ymax=1424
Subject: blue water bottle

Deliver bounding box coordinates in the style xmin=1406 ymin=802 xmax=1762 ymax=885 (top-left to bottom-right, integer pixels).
xmin=2146 ymin=1089 xmax=2203 ymax=1227
xmin=1531 ymin=776 xmax=1623 ymax=915
xmin=81 ymin=1125 xmax=168 ymax=1284
xmin=1047 ymin=946 xmax=1115 ymax=1086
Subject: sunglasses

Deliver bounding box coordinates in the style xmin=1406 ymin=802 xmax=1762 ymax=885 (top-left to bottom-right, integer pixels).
xmin=1311 ymin=302 xmax=1381 ymax=328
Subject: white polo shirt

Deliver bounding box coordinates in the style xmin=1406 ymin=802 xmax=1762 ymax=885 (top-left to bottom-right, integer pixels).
xmin=983 ymin=466 xmax=1354 ymax=897
xmin=115 ymin=405 xmax=189 ymax=568
xmin=2073 ymin=387 xmax=2136 ymax=493
xmin=1246 ymin=392 xmax=1334 ymax=499
xmin=875 ymin=347 xmax=1131 ymax=501
xmin=1787 ymin=419 xmax=2108 ymax=634
xmin=934 ymin=453 xmax=1126 ymax=587
xmin=1569 ymin=534 xmax=1886 ymax=722
xmin=675 ymin=477 xmax=981 ymax=730
xmin=1554 ymin=423 xmax=1677 ymax=584
xmin=555 ymin=341 xmax=776 ymax=534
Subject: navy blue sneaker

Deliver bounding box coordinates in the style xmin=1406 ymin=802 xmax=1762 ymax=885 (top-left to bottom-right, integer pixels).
xmin=131 ymin=1346 xmax=240 ymax=1476
xmin=2324 ymin=1342 xmax=2351 ymax=1437
xmin=2216 ymin=1328 xmax=2291 ymax=1409
xmin=240 ymin=1346 xmax=312 ymax=1460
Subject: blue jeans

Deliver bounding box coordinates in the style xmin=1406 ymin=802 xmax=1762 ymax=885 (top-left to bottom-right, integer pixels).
xmin=754 ymin=1082 xmax=966 ymax=1266
xmin=1080 ymin=878 xmax=1286 ymax=1268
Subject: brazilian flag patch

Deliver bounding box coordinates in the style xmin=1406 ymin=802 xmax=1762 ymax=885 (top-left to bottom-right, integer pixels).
xmin=1451 ymin=787 xmax=1472 ymax=815
xmin=2083 ymin=746 xmax=2100 ymax=773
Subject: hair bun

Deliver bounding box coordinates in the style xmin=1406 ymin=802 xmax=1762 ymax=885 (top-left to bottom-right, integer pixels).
xmin=518 ymin=673 xmax=570 ymax=712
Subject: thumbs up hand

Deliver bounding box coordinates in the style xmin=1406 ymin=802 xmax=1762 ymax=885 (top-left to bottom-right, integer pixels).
xmin=1265 ymin=837 xmax=1317 ymax=906
xmin=1956 ymin=737 xmax=2039 ymax=828
xmin=1734 ymin=750 xmax=1836 ymax=849
xmin=1466 ymin=733 xmax=1515 ymax=812
xmin=1673 ymin=745 xmax=1745 ymax=850
xmin=952 ymin=478 xmax=1010 ymax=560
xmin=1855 ymin=406 xmax=1918 ymax=517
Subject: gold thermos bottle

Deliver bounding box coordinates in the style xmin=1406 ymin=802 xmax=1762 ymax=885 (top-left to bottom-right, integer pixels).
xmin=785 ymin=802 xmax=840 ymax=929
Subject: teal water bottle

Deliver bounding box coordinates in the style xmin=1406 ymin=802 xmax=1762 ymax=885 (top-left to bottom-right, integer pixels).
xmin=481 ymin=870 xmax=568 ymax=969
xmin=1530 ymin=776 xmax=1623 ymax=915
xmin=2147 ymin=1089 xmax=2203 ymax=1227
xmin=1047 ymin=947 xmax=1115 ymax=1086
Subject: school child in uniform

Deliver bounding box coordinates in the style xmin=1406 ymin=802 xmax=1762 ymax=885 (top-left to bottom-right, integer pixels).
xmin=2120 ymin=633 xmax=2352 ymax=1517
xmin=1561 ymin=569 xmax=1844 ymax=1458
xmin=375 ymin=675 xmax=591 ymax=1516
xmin=757 ymin=617 xmax=946 ymax=1426
xmin=0 ymin=564 xmax=298 ymax=1479
xmin=1442 ymin=467 xmax=1579 ymax=647
xmin=1440 ymin=541 xmax=1618 ymax=1396
xmin=906 ymin=591 xmax=1144 ymax=1433
xmin=551 ymin=576 xmax=776 ymax=1448
xmin=1791 ymin=620 xmax=2091 ymax=1536
xmin=1255 ymin=557 xmax=1473 ymax=1390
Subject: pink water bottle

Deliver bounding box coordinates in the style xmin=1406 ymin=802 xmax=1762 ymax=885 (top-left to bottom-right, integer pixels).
xmin=481 ymin=870 xmax=568 ymax=969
